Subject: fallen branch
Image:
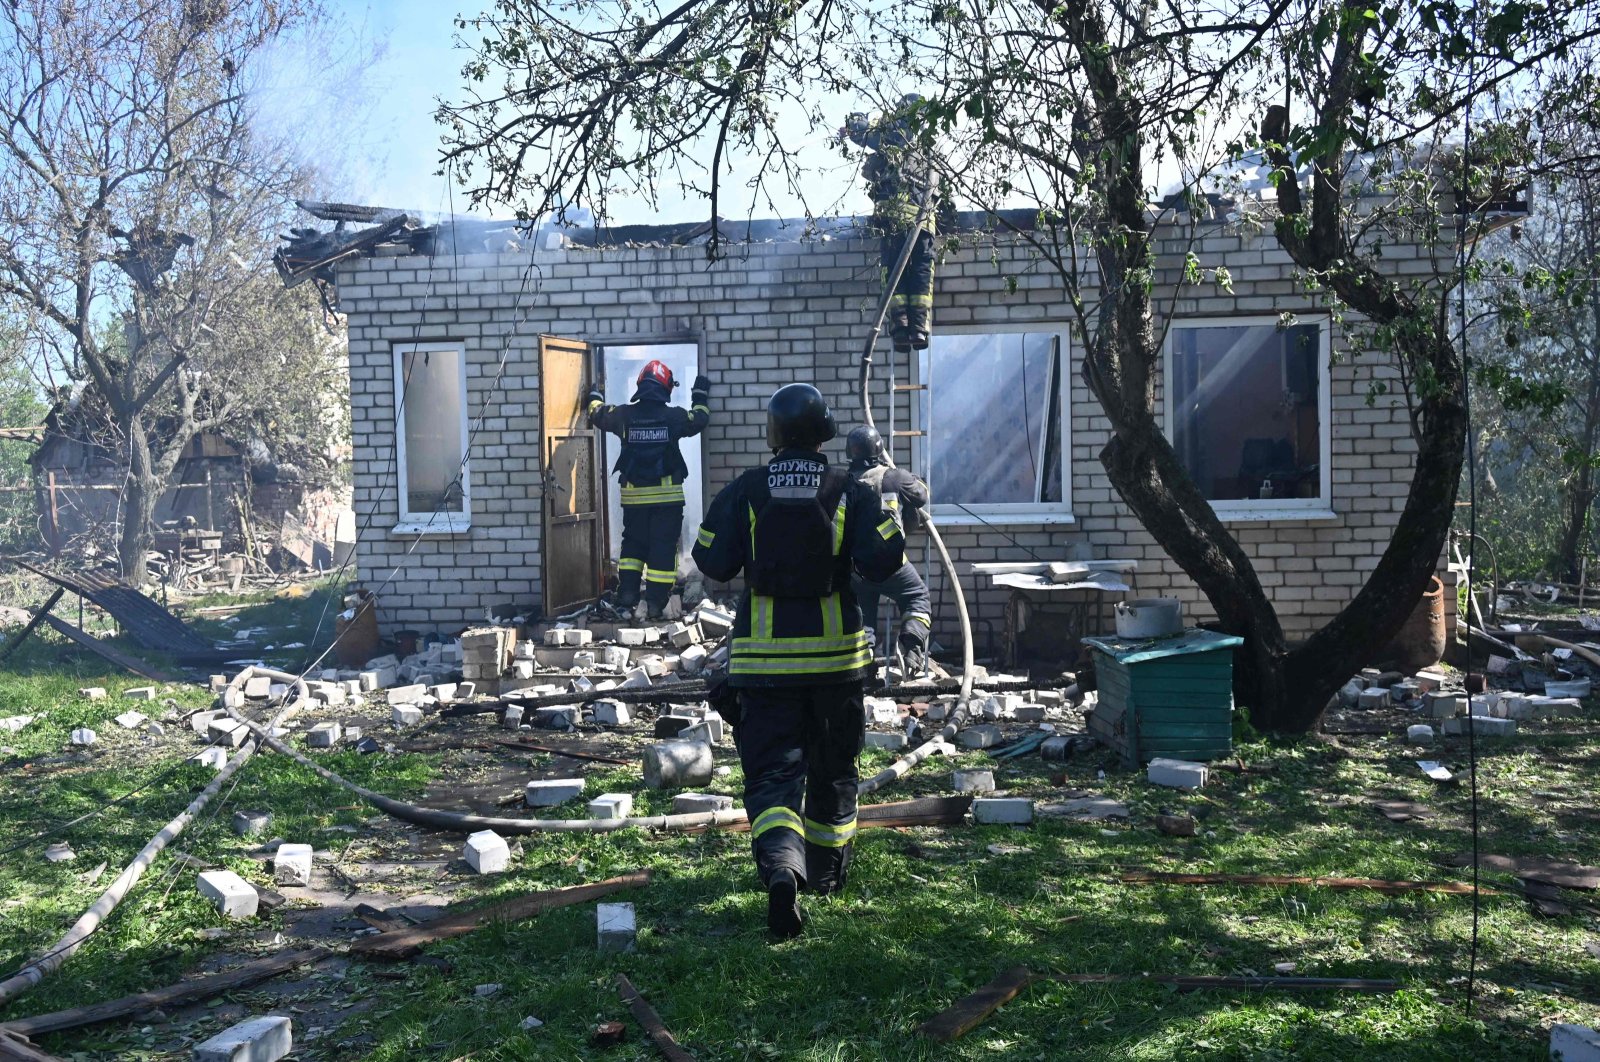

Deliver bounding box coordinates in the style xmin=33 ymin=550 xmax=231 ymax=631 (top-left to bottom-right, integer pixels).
xmin=2 ymin=948 xmax=330 ymax=1038
xmin=616 ymin=973 xmax=696 ymax=1062
xmin=1536 ymin=634 xmax=1600 ymax=672
xmin=917 ymin=967 xmax=1401 ymax=1043
xmin=493 ymin=740 xmax=633 ymax=765
xmin=0 ymin=1029 xmax=62 ymax=1062
xmin=1118 ymin=871 xmax=1494 ymax=896
xmin=352 ymin=872 xmax=650 ymax=961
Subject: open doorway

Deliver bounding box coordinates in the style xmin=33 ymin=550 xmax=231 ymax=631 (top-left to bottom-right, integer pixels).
xmin=598 ymin=343 xmax=702 ymax=568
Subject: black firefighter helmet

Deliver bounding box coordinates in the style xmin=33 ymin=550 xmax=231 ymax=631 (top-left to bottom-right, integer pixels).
xmin=767 ymin=384 xmax=838 ymax=451
xmin=845 ymin=424 xmax=886 ymax=464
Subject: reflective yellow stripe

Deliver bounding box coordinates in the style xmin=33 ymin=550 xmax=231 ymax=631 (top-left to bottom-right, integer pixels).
xmin=751 ymin=594 xmax=775 ymax=640
xmin=803 ymin=817 xmax=857 ymax=847
xmin=588 ymin=400 xmax=603 ymax=414
xmin=696 ymin=527 xmax=715 ymax=547
xmin=618 ymin=558 xmax=645 ymax=572
xmin=729 ymin=646 xmax=874 ymax=676
xmin=876 ymin=517 xmax=899 ymax=540
xmin=747 ymin=503 xmax=757 ymax=561
xmin=644 ymin=566 xmax=676 ymax=585
xmin=821 ymin=592 xmax=843 ymax=640
xmin=890 ymin=294 xmax=908 ymax=306
xmin=752 ymin=806 xmax=803 ymax=839
xmin=621 ymin=482 xmax=686 ymax=505
xmin=905 ymin=612 xmax=931 ymax=627
xmin=906 ymin=293 xmax=934 ymax=307
xmin=692 ymin=404 xmax=710 ymax=415
xmin=832 ymin=499 xmax=846 ymax=555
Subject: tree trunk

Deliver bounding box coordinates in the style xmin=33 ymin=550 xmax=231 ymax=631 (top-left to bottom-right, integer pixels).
xmin=118 ymin=424 xmax=160 ymax=584
xmin=1556 ymin=463 xmax=1594 ymax=585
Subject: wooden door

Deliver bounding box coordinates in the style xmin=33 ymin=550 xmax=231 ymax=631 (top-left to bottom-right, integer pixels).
xmin=539 ymin=335 xmax=607 ymax=615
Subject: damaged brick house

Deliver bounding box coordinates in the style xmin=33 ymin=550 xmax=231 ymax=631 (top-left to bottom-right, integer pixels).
xmin=286 ymin=202 xmax=1470 ymax=660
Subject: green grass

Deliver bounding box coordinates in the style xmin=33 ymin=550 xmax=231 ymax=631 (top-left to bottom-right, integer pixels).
xmin=1 ymin=654 xmax=1598 ymax=1059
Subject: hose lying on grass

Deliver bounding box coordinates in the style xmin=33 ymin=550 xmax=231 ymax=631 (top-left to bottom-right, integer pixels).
xmin=0 ymin=673 xmax=308 ymax=1007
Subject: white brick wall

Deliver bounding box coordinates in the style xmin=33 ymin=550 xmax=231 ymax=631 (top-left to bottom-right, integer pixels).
xmin=337 ymin=226 xmax=1423 ymax=644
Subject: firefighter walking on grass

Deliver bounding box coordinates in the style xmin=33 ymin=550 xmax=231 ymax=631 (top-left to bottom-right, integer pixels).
xmin=845 ymin=425 xmax=932 ymax=675
xmin=692 ymin=384 xmax=905 ymax=938
xmin=588 ymin=361 xmax=711 ymax=620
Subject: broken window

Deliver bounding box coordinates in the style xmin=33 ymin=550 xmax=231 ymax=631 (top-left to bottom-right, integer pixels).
xmin=914 ymin=330 xmax=1070 ymax=521
xmin=1166 ymin=318 xmax=1330 ymax=513
xmin=394 ymin=342 xmax=469 ymax=530
xmin=599 ymin=342 xmax=702 ymax=563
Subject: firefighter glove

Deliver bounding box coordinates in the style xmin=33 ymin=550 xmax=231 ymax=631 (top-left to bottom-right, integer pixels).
xmin=691 ymin=374 xmax=712 ymax=401
xmin=898 ymin=629 xmax=928 ymax=675
xmin=585 ymin=386 xmax=604 ymax=411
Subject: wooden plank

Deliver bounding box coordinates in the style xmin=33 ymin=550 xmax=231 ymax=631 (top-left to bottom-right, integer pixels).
xmin=493 ymin=740 xmax=633 ymax=765
xmin=706 ymin=795 xmax=973 ymax=834
xmin=36 ymin=614 xmax=182 ymax=682
xmin=0 ymin=1029 xmax=63 ymax=1061
xmin=1119 ymin=871 xmax=1493 ymax=896
xmin=2 ymin=948 xmax=330 ymax=1037
xmin=915 ymin=967 xmax=1041 ymax=1042
xmin=0 ymin=588 xmax=65 ymax=663
xmin=615 ymin=973 xmax=696 ymax=1062
xmin=352 ymin=872 xmax=650 ymax=961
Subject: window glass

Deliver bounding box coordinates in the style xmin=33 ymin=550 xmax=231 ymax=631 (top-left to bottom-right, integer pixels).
xmin=919 ymin=332 xmax=1064 ymax=508
xmin=1170 ymin=322 xmax=1321 ymax=502
xmin=398 ymin=345 xmax=466 ymax=515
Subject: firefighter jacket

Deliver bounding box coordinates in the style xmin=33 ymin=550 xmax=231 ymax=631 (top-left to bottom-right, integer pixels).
xmin=588 ymin=379 xmax=709 ymax=506
xmin=692 ymin=448 xmax=905 ymax=687
xmin=846 ymin=116 xmax=954 ymax=234
xmin=851 ymin=458 xmax=930 ymax=535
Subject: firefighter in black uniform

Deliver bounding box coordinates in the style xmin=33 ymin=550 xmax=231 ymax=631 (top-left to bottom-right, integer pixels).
xmin=841 ymin=94 xmax=950 ymax=353
xmin=692 ymin=384 xmax=904 ymax=938
xmin=845 ymin=425 xmax=933 ymax=675
xmin=588 ymin=361 xmax=711 ymax=620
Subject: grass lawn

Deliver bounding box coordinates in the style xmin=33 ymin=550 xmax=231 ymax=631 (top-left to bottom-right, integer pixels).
xmin=1 ymin=629 xmax=1597 ymax=1060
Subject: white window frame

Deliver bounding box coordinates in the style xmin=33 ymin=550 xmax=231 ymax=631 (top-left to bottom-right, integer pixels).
xmin=1162 ymin=315 xmax=1334 ymax=521
xmin=392 ymin=341 xmax=471 ymax=535
xmin=911 ymin=325 xmax=1074 ymax=525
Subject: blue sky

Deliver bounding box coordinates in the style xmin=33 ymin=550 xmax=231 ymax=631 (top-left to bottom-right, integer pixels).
xmin=253 ymin=1 xmax=856 ymax=226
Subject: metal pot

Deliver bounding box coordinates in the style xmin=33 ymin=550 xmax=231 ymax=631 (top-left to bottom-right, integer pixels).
xmin=1113 ymin=597 xmax=1184 ymax=640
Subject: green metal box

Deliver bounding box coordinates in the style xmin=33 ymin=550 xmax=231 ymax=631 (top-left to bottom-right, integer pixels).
xmin=1082 ymin=629 xmax=1243 ymax=766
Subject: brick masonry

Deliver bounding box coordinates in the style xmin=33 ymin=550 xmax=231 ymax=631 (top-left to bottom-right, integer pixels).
xmin=336 ymin=225 xmax=1444 ymax=647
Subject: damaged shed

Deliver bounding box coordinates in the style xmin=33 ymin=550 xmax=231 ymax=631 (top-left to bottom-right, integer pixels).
xmin=289 ymin=203 xmax=1459 ymax=653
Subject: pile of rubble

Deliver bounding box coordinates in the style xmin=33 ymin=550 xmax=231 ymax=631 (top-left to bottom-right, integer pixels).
xmin=1328 ymin=657 xmax=1589 ymax=744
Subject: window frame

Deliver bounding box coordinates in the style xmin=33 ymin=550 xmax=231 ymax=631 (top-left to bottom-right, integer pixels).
xmin=1162 ymin=314 xmax=1334 ymax=520
xmin=910 ymin=324 xmax=1075 ymax=526
xmin=392 ymin=340 xmax=472 ymax=535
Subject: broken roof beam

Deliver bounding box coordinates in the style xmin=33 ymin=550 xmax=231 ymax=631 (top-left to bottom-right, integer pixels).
xmin=294 ymin=200 xmax=409 ymax=224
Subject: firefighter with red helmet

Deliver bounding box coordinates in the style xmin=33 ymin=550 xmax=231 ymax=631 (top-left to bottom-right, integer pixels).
xmin=692 ymin=384 xmax=905 ymax=938
xmin=587 ymin=361 xmax=711 ymax=619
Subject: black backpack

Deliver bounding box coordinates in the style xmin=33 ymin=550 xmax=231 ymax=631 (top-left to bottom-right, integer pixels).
xmin=746 ymin=460 xmax=851 ymax=597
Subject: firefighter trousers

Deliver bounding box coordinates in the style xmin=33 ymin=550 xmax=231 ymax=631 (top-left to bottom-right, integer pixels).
xmin=881 ymin=227 xmax=935 ymax=329
xmin=617 ymin=502 xmax=681 ymax=611
xmin=854 ymin=562 xmax=932 ymax=647
xmin=735 ymin=682 xmax=865 ymax=894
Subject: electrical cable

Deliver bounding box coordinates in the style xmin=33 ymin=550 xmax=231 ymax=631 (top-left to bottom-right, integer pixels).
xmin=1457 ymin=22 xmax=1483 ymax=1013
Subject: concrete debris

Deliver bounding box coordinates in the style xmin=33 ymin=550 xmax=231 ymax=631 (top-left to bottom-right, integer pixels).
xmin=193 ymin=1014 xmax=293 ymax=1062
xmin=864 ymin=730 xmax=907 ymax=750
xmin=0 ymin=714 xmax=33 ymax=732
xmin=956 ymin=724 xmax=1002 ymax=749
xmin=972 ymin=798 xmax=1034 ymax=825
xmin=307 ymin=722 xmax=342 ymax=748
xmin=391 ymin=705 xmax=424 ymax=727
xmin=232 ymin=810 xmax=273 ymax=836
xmin=953 ymin=769 xmax=996 ymax=793
xmin=208 ymin=719 xmax=250 ymax=748
xmin=1038 ymin=798 xmax=1129 ymax=820
xmin=1442 ymin=715 xmax=1516 ymax=737
xmin=1418 ymin=760 xmax=1453 ymax=781
xmin=596 ymin=902 xmax=637 ymax=953
xmin=1156 ymin=814 xmax=1197 ymax=836
xmin=525 ymin=778 xmax=585 ymax=807
xmin=69 ymin=727 xmax=96 ymax=746
xmin=1550 ymin=1023 xmax=1600 ymax=1062
xmin=593 ymin=700 xmax=631 ymax=726
xmin=243 ymin=677 xmax=271 ymax=699
xmin=124 ymin=686 xmax=157 ymax=700
xmin=1147 ymin=758 xmax=1208 ymax=789
xmin=191 ymin=710 xmax=224 ymax=735
xmin=672 ymin=792 xmax=734 ymax=814
xmin=274 ymin=843 xmax=313 ymax=886
xmin=79 ymin=687 xmax=107 ymax=700
xmin=198 ymin=747 xmax=228 ymax=770
xmin=44 ymin=841 xmax=75 ymax=862
xmin=643 ymin=741 xmax=713 ymax=789
xmin=198 ymin=870 xmax=259 ymax=919
xmin=1406 ymin=724 xmax=1435 ymax=745
xmin=588 ymin=793 xmax=634 ymax=820
xmin=465 ymin=830 xmax=511 ymax=874
xmin=521 ymin=1016 xmax=545 ymax=1031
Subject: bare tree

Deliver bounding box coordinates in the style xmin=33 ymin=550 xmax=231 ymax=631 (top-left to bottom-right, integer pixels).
xmin=0 ymin=0 xmax=341 ymax=581
xmin=442 ymin=0 xmax=1599 ymax=731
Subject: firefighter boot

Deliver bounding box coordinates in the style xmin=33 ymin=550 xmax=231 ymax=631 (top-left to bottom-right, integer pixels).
xmin=766 ymin=867 xmax=805 ymax=939
xmin=889 ymin=306 xmax=912 ymax=353
xmin=908 ymin=305 xmax=931 ymax=350
xmin=805 ymin=843 xmax=852 ymax=897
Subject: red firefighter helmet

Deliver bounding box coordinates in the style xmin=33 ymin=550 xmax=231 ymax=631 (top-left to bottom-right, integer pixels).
xmin=637 ymin=360 xmax=675 ymax=390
